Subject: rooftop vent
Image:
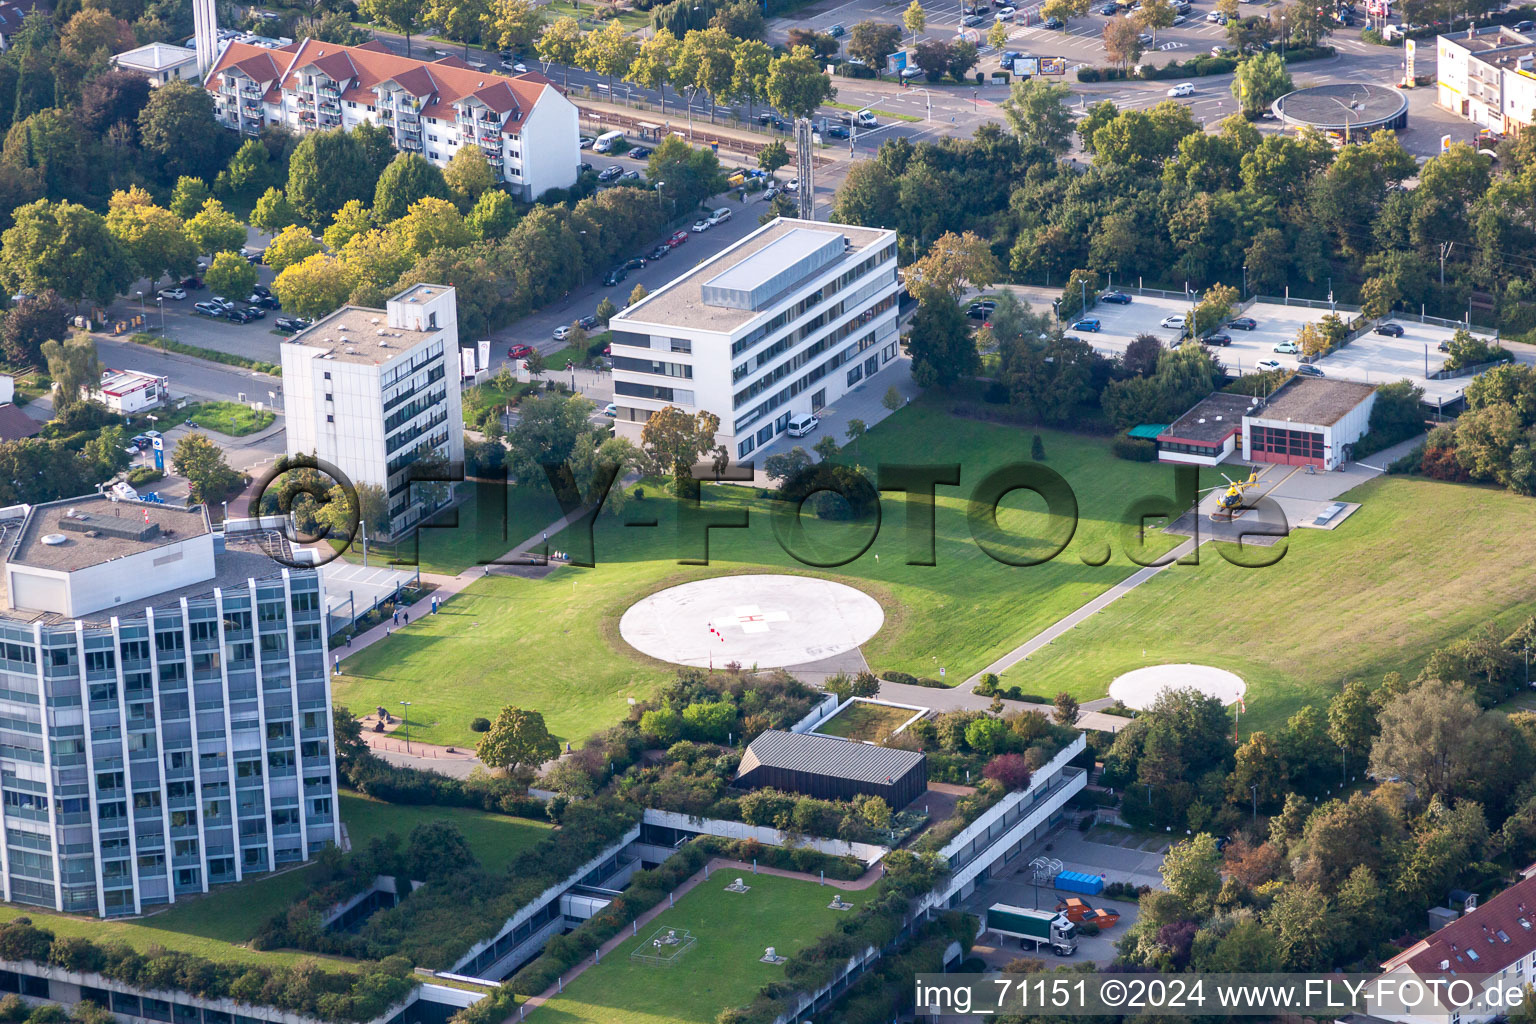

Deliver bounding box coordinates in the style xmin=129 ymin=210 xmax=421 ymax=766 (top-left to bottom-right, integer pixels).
xmin=40 ymin=534 xmax=66 ymax=546
xmin=1440 ymin=960 xmax=1451 ymax=971
xmin=58 ymin=511 xmax=159 ymax=543
xmin=370 ymin=318 xmax=381 ymax=325
xmin=1197 ymin=418 xmax=1206 ymax=423
xmin=379 ymin=340 xmax=390 ymax=347
xmin=337 ymin=324 xmax=349 ymax=331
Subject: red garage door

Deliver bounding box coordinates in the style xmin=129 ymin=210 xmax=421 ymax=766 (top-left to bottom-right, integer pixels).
xmin=1249 ymin=424 xmax=1324 ymax=467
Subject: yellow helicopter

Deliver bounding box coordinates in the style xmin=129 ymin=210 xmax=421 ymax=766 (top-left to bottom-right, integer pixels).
xmin=1202 ymin=470 xmax=1261 ymax=516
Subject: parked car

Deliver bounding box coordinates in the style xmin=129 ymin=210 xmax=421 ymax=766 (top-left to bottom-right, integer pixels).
xmin=1100 ymin=291 xmax=1131 ymax=304
xmin=1228 ymin=316 xmax=1258 ymax=330
xmin=252 ymin=284 xmax=272 ymax=299
xmin=1072 ymin=317 xmax=1102 ymax=332
xmin=241 ymin=247 xmax=264 ymax=265
xmin=1516 ymin=18 xmax=1535 ymax=30
xmin=157 ymin=287 xmax=186 ymax=300
xmin=1160 ymin=314 xmax=1187 ymax=329
xmin=825 ymin=124 xmax=850 ymax=139
xmin=1274 ymin=340 xmax=1299 ymax=353
xmin=242 ymin=306 xmax=266 ymax=320
xmin=211 ymin=296 xmax=236 ymax=310
xmin=900 ymin=66 xmax=924 ymax=79
xmin=225 ymin=307 xmax=256 ymax=323
xmin=828 ymin=22 xmax=845 ymax=35
xmin=553 ymin=325 xmax=573 ymax=341
xmin=1137 ymin=30 xmax=1153 ymax=43
xmin=1044 ymin=15 xmax=1064 ymax=27
xmin=648 ymin=244 xmax=671 ymax=261
xmin=692 ymin=217 xmax=712 ymax=232
xmin=1204 ymin=332 xmax=1233 ymax=347
xmin=1171 ymin=12 xmax=1187 ymax=23
xmin=785 ymin=178 xmax=800 ymax=192
xmin=963 ymin=13 xmax=987 ymax=25
xmin=598 ymin=165 xmax=623 ymax=182
xmin=1206 ymin=9 xmax=1227 ymax=21
xmin=967 ymin=301 xmax=997 ymax=320
xmin=1098 ymin=2 xmax=1120 ymax=12
xmin=761 ymin=186 xmax=781 ymax=202
xmin=1438 ymin=339 xmax=1453 ymax=352
xmin=1296 ymin=364 xmax=1326 ymax=377
xmin=1374 ymin=322 xmax=1405 ymax=336
xmin=708 ymin=207 xmax=733 ymax=225
xmin=180 ymin=276 xmax=203 ymax=290
xmin=578 ymin=315 xmax=599 ymax=331
xmin=508 ymin=343 xmax=534 ymax=359
xmin=193 ymin=301 xmax=225 ymax=318
xmin=579 ymin=136 xmax=595 ymax=149
xmin=131 ymin=434 xmax=152 ymax=450
xmin=602 ymin=266 xmax=628 ymax=286
xmin=249 ymin=293 xmax=280 ymax=309
xmin=624 ymin=256 xmax=646 ymax=271
xmin=787 ymin=412 xmax=820 ymax=437
xmin=274 ymin=316 xmax=310 ymax=333
xmin=995 ymin=7 xmax=1016 ymax=19
xmin=1168 ymin=84 xmax=1195 ymax=99
xmin=619 ymin=169 xmax=641 ymax=181
xmin=629 ymin=145 xmax=653 ymax=159
xmin=668 ymin=230 xmax=689 ymax=246
xmin=1256 ymin=358 xmax=1282 ymax=372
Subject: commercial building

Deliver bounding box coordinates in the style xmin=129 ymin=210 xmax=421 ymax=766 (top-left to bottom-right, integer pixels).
xmin=736 ymin=729 xmax=927 ymax=808
xmin=111 ymin=42 xmax=202 ymax=86
xmin=203 ymin=38 xmax=580 ymax=201
xmin=608 ymin=218 xmax=901 ymax=460
xmin=1156 ymin=393 xmax=1260 ymax=466
xmin=1271 ymin=83 xmax=1409 ymax=140
xmin=1374 ymin=874 xmax=1536 ymax=1024
xmin=280 ymin=284 xmax=464 ymax=535
xmin=1241 ymin=377 xmax=1377 ymax=470
xmin=1436 ymin=25 xmax=1536 ymax=136
xmin=87 ymin=369 xmax=168 ymax=414
xmin=0 ymin=494 xmax=340 ymax=917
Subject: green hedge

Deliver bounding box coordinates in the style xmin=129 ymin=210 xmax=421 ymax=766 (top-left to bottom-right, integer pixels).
xmin=126 ymin=333 xmax=280 ymax=375
xmin=1078 ymin=45 xmax=1331 ymax=83
xmin=1112 ymin=434 xmax=1158 ymax=461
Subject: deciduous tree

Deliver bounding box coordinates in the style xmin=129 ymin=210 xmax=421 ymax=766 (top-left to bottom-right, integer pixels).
xmin=765 ymin=45 xmax=835 ymax=119
xmin=204 ymin=251 xmax=258 ymax=300
xmin=641 ymin=406 xmax=724 ymax=492
xmin=1001 ymin=77 xmax=1076 ymax=156
xmin=251 ymin=187 xmax=303 ymax=233
xmin=373 ymin=152 xmax=451 ymax=224
xmin=476 ymin=705 xmax=560 ymax=773
xmin=172 ymin=433 xmax=242 ymax=503
xmin=184 ymin=198 xmax=247 ymax=256
xmin=272 ymin=253 xmax=357 ymax=319
xmin=0 ymin=199 xmax=130 ymax=306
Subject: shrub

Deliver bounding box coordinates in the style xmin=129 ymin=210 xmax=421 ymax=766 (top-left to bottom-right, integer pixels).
xmin=469 ymin=717 xmax=490 ymax=733
xmin=1077 ymin=66 xmax=1101 ymax=82
xmin=983 ymin=753 xmax=1033 ymax=791
xmin=1111 ymin=434 xmax=1157 ymax=461
xmin=126 ymin=467 xmax=163 ymax=486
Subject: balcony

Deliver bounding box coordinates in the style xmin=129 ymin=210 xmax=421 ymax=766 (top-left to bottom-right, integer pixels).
xmin=397 ymin=109 xmax=420 ymax=124
xmin=241 ymin=86 xmax=263 ymax=99
xmin=379 ymin=107 xmax=393 ymax=120
xmin=296 ymin=94 xmax=314 ymax=108
xmin=317 ymin=84 xmax=339 ymax=98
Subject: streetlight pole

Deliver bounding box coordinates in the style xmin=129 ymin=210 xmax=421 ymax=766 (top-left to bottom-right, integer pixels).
xmin=399 ymin=701 xmax=412 ymax=752
xmin=157 ymin=296 xmax=165 ymax=331
xmin=1250 ymin=783 xmax=1258 ymax=822
xmin=1242 ymin=264 xmax=1248 ymax=297
xmin=137 ymin=290 xmax=145 ymax=320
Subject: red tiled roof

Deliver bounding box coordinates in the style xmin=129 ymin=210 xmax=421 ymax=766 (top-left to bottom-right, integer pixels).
xmin=434 ymin=54 xmax=474 ymax=69
xmin=354 ymin=40 xmax=392 ymax=52
xmin=206 ymin=37 xmax=554 ymax=132
xmin=216 ymin=42 xmax=284 ymax=85
xmin=1383 ymin=875 xmax=1536 ymax=976
xmin=0 ymin=404 xmax=40 ymax=442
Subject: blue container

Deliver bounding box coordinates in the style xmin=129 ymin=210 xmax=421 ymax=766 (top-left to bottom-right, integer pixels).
xmin=1055 ymin=870 xmax=1104 ymax=895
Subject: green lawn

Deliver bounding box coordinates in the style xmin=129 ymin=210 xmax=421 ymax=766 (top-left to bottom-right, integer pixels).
xmin=539 ymin=1 xmax=651 ymax=32
xmin=1006 ymin=474 xmax=1536 ymax=734
xmin=336 ymin=399 xmax=1223 ymax=747
xmin=534 ymin=873 xmax=871 ymax=1024
xmin=346 ymin=480 xmax=565 ymax=574
xmin=815 ymin=700 xmax=916 ymax=743
xmin=180 ymin=400 xmax=276 ymax=437
xmin=0 ymin=794 xmax=548 ymax=969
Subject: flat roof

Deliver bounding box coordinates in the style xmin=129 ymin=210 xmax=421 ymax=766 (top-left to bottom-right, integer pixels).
xmin=1273 ymin=83 xmax=1408 ymax=129
xmin=700 ymin=228 xmax=845 ymax=311
xmin=114 ymin=41 xmax=199 ymax=69
xmin=1163 ymin=393 xmax=1259 ymax=443
xmin=1249 ymin=377 xmax=1377 ymax=427
xmin=1454 ymin=26 xmax=1535 ymax=51
xmin=9 ymin=496 xmax=210 ymax=573
xmin=738 ymin=729 xmax=924 ymax=784
xmin=615 ymin=218 xmax=894 ymax=335
xmin=288 ymin=306 xmax=437 ymax=366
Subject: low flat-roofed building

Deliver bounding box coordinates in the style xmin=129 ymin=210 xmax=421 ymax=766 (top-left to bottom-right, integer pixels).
xmin=736 ymin=729 xmax=927 ymax=808
xmin=1242 ymin=377 xmax=1377 ymax=470
xmin=111 ymin=41 xmax=201 ymax=85
xmin=88 ymin=368 xmax=168 ymax=414
xmin=1158 ymin=393 xmax=1259 ymax=466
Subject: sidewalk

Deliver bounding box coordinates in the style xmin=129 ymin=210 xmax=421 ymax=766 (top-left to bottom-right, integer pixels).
xmin=516 ymin=856 xmax=884 ymax=1018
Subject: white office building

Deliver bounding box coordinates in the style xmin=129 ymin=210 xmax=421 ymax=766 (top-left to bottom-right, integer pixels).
xmin=281 ymin=284 xmax=464 ymax=535
xmin=1436 ymin=24 xmax=1536 ymax=136
xmin=204 ymin=38 xmax=580 ymax=201
xmin=609 ymin=218 xmax=901 ymax=460
xmin=0 ymin=495 xmax=340 ymax=917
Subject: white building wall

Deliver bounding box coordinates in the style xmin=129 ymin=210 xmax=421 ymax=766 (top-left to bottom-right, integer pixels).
xmin=515 ymin=90 xmax=580 ymax=201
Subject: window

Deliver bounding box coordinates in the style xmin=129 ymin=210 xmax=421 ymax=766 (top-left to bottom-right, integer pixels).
xmin=170 ymin=809 xmax=197 ymax=829
xmin=326 ymin=414 xmax=334 ymax=423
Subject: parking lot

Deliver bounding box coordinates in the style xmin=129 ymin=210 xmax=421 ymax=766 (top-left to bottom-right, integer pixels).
xmin=1066 ymin=292 xmax=1197 ymax=361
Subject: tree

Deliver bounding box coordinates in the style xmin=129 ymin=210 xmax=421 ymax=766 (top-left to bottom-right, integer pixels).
xmin=1 ymin=290 xmax=66 ymax=368
xmin=984 ymin=753 xmax=1033 ymax=790
xmin=1103 ymin=17 xmax=1144 ymax=71
xmin=765 ymin=46 xmax=835 ymax=120
xmin=324 ymin=200 xmax=375 ymax=250
xmin=813 ymin=434 xmax=840 ymax=463
xmin=1135 ymin=0 xmax=1177 ymax=45
xmin=712 ymin=0 xmax=766 ymax=39
xmin=137 ymin=81 xmax=229 ymax=185
xmin=391 ymin=197 xmax=473 ymax=257
xmin=476 ymin=705 xmax=560 ymax=773
xmin=0 ymin=200 xmax=130 ymax=306
xmin=987 ymin=19 xmax=1010 ymax=51
xmin=1370 ymin=679 xmax=1504 ymax=800
xmin=908 ymin=230 xmax=1001 ymax=303
xmin=41 ymin=334 xmax=99 ymax=416
xmin=848 ymin=21 xmax=902 ymax=73
xmin=359 ymin=0 xmax=422 ymax=55
xmin=423 ymin=0 xmax=492 ymax=58
xmin=1231 ymin=51 xmax=1292 ymax=115
xmin=1327 ymin=679 xmax=1378 ymax=756
xmin=1001 ymin=78 xmax=1076 ymax=156
xmin=581 ymin=21 xmax=642 ymax=102
xmin=263 ymin=224 xmax=324 ymax=274
xmin=1360 ymin=275 xmax=1400 ymax=318
xmin=763 ymin=446 xmax=812 ymax=486
xmin=481 ymin=0 xmax=544 ymax=55
xmin=105 ymin=192 xmax=196 ymax=286
xmin=642 ymin=406 xmax=724 ymax=491
xmin=627 ymin=283 xmax=649 ymax=307
xmin=204 ymin=251 xmax=258 ymax=300
xmin=251 ymin=187 xmax=302 ymax=233
xmin=758 ymin=139 xmax=789 ymax=177
xmin=374 ymin=153 xmax=450 ymax=225
xmin=595 ymin=296 xmax=619 ymax=326
xmin=1042 ymin=0 xmax=1091 ymax=24
xmin=1192 ymin=282 xmax=1239 ymax=337
xmin=913 ymin=39 xmax=953 ymax=82
xmin=674 ymin=26 xmax=734 ymax=118
xmin=468 ymin=190 xmax=517 ymax=239
xmin=444 ymin=147 xmax=497 ymax=208
xmin=1296 ymin=321 xmax=1329 ymax=359
xmin=272 ymin=253 xmax=357 ymax=319
xmin=630 ymin=29 xmax=682 ymax=115
xmin=843 ymin=418 xmax=866 ymax=455
xmin=184 ymin=199 xmax=246 ymax=256
xmin=172 ymin=433 xmax=242 ymax=503
xmin=730 ymin=38 xmax=773 ymax=119
xmin=218 ymin=139 xmax=277 ymax=205
xmin=1053 ymin=691 xmax=1080 ymax=726
xmin=1161 ymin=833 xmax=1223 ymax=915
xmin=882 ymin=385 xmax=904 ymax=412
xmin=947 ymin=39 xmax=980 ymax=79
xmin=903 ymin=0 xmax=927 ymax=43
xmin=341 ymin=229 xmax=414 ymax=291
xmin=907 ymin=294 xmax=975 ymax=388
xmin=536 ymin=17 xmax=585 ymax=89
xmin=287 ymin=129 xmax=371 ymax=227
xmin=1123 ymin=333 xmax=1162 ymax=377
xmin=168 ymin=176 xmax=212 ymax=220
xmin=646 ymin=134 xmax=725 ymax=213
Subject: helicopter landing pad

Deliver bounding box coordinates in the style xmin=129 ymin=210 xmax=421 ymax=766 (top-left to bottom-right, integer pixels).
xmin=1109 ymin=665 xmax=1247 ymax=711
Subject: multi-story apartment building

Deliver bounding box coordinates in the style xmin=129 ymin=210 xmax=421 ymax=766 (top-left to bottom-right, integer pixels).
xmin=281 ymin=284 xmax=464 ymax=535
xmin=0 ymin=494 xmax=340 ymax=918
xmin=204 ymin=38 xmax=579 ymax=201
xmin=608 ymin=218 xmax=901 ymax=461
xmin=1437 ymin=25 xmax=1536 ymax=136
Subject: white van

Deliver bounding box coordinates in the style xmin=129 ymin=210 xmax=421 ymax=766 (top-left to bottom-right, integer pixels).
xmin=787 ymin=412 xmax=820 ymax=437
xmin=592 ymin=129 xmax=625 ymax=153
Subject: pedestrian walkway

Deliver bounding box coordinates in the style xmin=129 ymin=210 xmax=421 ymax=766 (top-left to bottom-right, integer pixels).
xmin=515 ymin=856 xmax=884 ymax=1019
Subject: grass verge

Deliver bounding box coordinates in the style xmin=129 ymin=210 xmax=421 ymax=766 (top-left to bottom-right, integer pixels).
xmin=128 ymin=332 xmax=280 ymax=375
xmin=825 ymin=100 xmax=923 ymax=122
xmin=178 ymin=400 xmax=276 ymax=437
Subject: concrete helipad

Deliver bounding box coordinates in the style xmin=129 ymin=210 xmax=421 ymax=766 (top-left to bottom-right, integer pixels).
xmin=1109 ymin=664 xmax=1247 ymax=710
xmin=619 ymin=574 xmax=884 ymax=669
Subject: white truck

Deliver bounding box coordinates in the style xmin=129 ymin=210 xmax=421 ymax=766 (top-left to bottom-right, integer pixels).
xmin=986 ymin=904 xmax=1078 ymax=957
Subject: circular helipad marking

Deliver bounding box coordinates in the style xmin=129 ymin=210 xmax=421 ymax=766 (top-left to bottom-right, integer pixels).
xmin=619 ymin=574 xmax=884 ymax=669
xmin=1108 ymin=664 xmax=1247 ymax=710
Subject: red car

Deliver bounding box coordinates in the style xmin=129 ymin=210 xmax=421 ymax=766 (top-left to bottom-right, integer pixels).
xmin=508 ymin=343 xmax=534 ymax=359
xmin=668 ymin=230 xmax=689 ymax=247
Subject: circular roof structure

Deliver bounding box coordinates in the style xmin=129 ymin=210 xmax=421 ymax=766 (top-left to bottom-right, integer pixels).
xmin=1272 ymin=83 xmax=1408 ymax=134
xmin=1108 ymin=664 xmax=1247 ymax=711
xmin=619 ymin=574 xmax=884 ymax=669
